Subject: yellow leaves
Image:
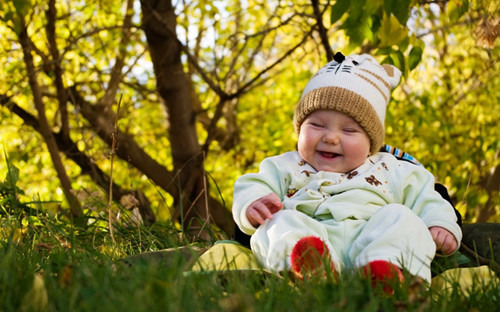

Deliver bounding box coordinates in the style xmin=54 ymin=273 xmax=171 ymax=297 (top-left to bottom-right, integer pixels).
xmin=155 ymin=202 xmax=172 ymax=223
xmin=455 ymin=201 xmax=468 ymax=221
xmin=11 ymin=227 xmax=26 ymax=243
xmin=379 ymin=13 xmax=408 ymax=48
xmin=447 ymin=0 xmax=469 ymax=23
xmin=0 ymin=219 xmax=27 ymax=243
xmin=100 ymin=244 xmax=126 ymax=259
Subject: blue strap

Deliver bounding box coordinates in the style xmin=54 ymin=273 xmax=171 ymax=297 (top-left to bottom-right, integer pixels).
xmin=381 ymin=144 xmax=421 ymax=166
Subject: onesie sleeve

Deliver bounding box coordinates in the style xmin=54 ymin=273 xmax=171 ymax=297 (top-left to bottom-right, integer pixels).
xmin=232 ymin=155 xmax=291 ymax=235
xmin=395 ymin=161 xmax=462 ymax=253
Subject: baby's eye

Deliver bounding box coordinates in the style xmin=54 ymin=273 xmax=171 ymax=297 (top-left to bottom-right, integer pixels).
xmin=309 ymin=122 xmax=324 ymax=128
xmin=343 ymin=128 xmax=358 ymax=133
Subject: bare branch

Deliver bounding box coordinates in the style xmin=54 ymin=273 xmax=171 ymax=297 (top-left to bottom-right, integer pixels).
xmin=311 ymin=0 xmax=333 ymax=61
xmin=46 ymin=0 xmax=69 ymax=138
xmin=233 ymin=26 xmax=315 ymax=98
xmin=100 ymin=0 xmax=135 ymax=109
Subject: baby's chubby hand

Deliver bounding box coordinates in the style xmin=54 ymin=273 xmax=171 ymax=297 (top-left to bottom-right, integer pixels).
xmin=429 ymin=226 xmax=458 ymax=255
xmin=246 ymin=193 xmax=283 ymax=227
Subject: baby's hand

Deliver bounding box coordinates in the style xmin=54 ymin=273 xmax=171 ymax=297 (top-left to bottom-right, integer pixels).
xmin=246 ymin=193 xmax=283 ymax=227
xmin=429 ymin=226 xmax=458 ymax=255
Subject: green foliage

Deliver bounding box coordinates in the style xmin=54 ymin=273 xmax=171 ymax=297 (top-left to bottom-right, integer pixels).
xmin=383 ymin=2 xmax=500 ymax=222
xmin=330 ymin=0 xmax=350 ymax=25
xmin=328 ymin=0 xmax=433 ymax=78
xmin=0 ymin=0 xmax=499 ymax=232
xmin=408 ymin=46 xmax=423 ymax=71
xmin=0 ymin=154 xmax=40 ymax=221
xmin=0 ymin=161 xmax=23 ymax=214
xmin=447 ymin=0 xmax=469 ymax=22
xmin=384 ymin=0 xmax=412 ymax=25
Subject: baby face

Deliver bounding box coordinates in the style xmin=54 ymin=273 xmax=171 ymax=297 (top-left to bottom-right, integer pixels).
xmin=297 ymin=110 xmax=371 ymax=173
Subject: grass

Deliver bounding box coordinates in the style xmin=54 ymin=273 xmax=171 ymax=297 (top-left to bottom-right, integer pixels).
xmin=1 ymin=163 xmax=499 ymax=311
xmin=1 ymin=211 xmax=499 ymax=312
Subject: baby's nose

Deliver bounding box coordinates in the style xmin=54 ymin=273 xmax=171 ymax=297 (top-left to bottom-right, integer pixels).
xmin=324 ymin=132 xmax=340 ymax=145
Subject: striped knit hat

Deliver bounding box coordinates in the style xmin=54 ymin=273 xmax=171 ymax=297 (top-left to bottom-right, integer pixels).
xmin=294 ymin=52 xmax=401 ymax=154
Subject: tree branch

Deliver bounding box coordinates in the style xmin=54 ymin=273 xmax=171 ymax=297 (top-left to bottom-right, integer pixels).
xmin=100 ymin=0 xmax=135 ymax=109
xmin=0 ymin=95 xmax=156 ymax=224
xmin=68 ymin=86 xmax=178 ymax=197
xmin=17 ymin=14 xmax=83 ymax=219
xmin=311 ymin=0 xmax=334 ymax=62
xmin=46 ymin=0 xmax=69 ymax=138
xmin=234 ymin=27 xmax=314 ymax=98
xmin=143 ymin=1 xmax=226 ymax=98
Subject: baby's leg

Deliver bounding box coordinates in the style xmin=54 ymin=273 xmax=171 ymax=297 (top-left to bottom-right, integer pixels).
xmin=250 ymin=209 xmax=341 ymax=274
xmin=349 ymin=204 xmax=435 ymax=283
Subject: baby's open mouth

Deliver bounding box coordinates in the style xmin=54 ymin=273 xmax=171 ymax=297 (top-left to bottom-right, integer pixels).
xmin=319 ymin=151 xmax=341 ymax=158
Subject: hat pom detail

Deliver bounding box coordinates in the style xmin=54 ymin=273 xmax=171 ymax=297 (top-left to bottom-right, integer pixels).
xmin=333 ymin=51 xmax=345 ymax=63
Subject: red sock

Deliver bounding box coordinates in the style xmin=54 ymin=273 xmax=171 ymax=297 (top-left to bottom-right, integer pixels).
xmin=290 ymin=236 xmax=335 ymax=279
xmin=363 ymin=260 xmax=404 ymax=295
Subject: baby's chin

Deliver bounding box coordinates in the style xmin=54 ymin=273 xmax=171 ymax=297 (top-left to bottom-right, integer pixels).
xmin=313 ymin=159 xmax=363 ymax=174
xmin=311 ymin=162 xmax=345 ymax=174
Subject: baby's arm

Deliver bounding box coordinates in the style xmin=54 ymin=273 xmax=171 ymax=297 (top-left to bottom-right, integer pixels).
xmin=395 ymin=159 xmax=462 ymax=255
xmin=246 ymin=193 xmax=283 ymax=227
xmin=429 ymin=226 xmax=458 ymax=255
xmin=233 ymin=152 xmax=298 ymax=234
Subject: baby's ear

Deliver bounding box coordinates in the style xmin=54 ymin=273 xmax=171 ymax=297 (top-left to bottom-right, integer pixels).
xmin=382 ymin=64 xmax=402 ymax=88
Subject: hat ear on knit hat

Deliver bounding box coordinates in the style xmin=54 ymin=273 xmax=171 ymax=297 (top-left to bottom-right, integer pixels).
xmin=294 ymin=52 xmax=402 ymax=154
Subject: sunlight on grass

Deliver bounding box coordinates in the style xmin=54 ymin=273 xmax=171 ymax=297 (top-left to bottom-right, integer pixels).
xmin=1 ymin=160 xmax=499 ymax=311
xmin=1 ymin=213 xmax=499 ymax=312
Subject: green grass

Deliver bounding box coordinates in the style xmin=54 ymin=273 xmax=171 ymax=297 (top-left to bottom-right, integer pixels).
xmin=1 ymin=163 xmax=499 ymax=311
xmin=1 ymin=212 xmax=499 ymax=312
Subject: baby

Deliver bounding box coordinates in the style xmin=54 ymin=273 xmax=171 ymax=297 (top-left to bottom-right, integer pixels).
xmin=232 ymin=53 xmax=462 ymax=288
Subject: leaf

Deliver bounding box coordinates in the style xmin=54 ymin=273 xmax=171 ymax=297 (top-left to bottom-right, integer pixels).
xmin=330 ymin=0 xmax=350 ymax=24
xmin=371 ymin=13 xmax=382 ymax=35
xmin=388 ymin=0 xmax=411 ymax=25
xmin=447 ymin=0 xmax=469 ymax=22
xmin=344 ymin=17 xmax=372 ymax=48
xmin=12 ymin=0 xmax=31 ymax=16
xmin=391 ymin=50 xmax=406 ymax=76
xmin=381 ymin=56 xmax=394 ymax=65
xmin=379 ymin=13 xmax=408 ymax=47
xmin=376 ymin=46 xmax=397 ymax=55
xmin=349 ymin=0 xmax=368 ymax=22
xmin=408 ymin=46 xmax=423 ymax=70
xmin=5 ymin=164 xmax=20 ymax=187
xmin=3 ymin=10 xmax=13 ymax=23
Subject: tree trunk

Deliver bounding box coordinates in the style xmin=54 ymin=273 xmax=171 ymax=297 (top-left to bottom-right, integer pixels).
xmin=17 ymin=15 xmax=83 ymax=219
xmin=477 ymin=160 xmax=500 ymax=222
xmin=140 ymin=0 xmax=232 ymax=237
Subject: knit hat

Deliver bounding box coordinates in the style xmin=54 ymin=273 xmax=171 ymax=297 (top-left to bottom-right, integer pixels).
xmin=294 ymin=52 xmax=402 ymax=154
